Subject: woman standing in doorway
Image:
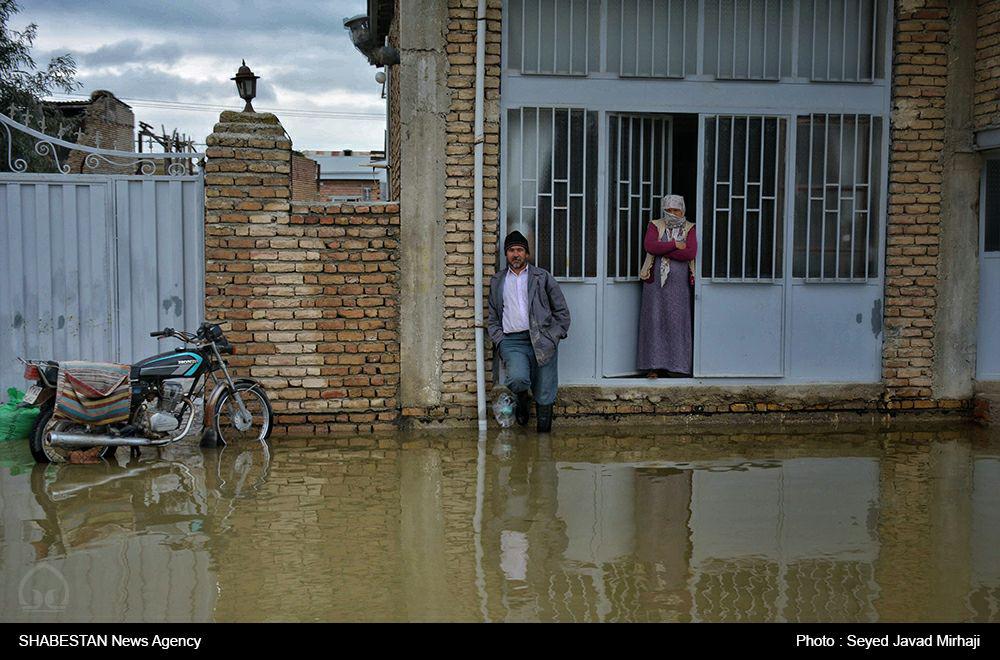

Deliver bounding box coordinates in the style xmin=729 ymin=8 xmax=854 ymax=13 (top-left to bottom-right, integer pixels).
xmin=637 ymin=194 xmax=697 ymax=378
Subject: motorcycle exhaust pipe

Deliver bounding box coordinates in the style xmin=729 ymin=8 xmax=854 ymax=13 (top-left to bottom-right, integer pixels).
xmin=49 ymin=397 xmax=198 ymax=449
xmin=48 ymin=433 xmax=174 ymax=448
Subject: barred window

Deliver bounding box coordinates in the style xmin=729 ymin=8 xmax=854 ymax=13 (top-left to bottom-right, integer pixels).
xmin=607 ymin=0 xmax=698 ymax=78
xmin=506 ymin=107 xmax=599 ymax=278
xmin=793 ymin=113 xmax=882 ymax=280
xmin=702 ymin=115 xmax=788 ymax=281
xmin=607 ymin=114 xmax=674 ymax=279
xmin=985 ymin=160 xmax=1000 ymax=253
xmin=508 ymin=0 xmax=601 ymax=76
xmin=704 ymin=0 xmax=794 ymax=81
xmin=506 ymin=1 xmax=887 ymax=83
xmin=798 ymin=0 xmax=884 ymax=82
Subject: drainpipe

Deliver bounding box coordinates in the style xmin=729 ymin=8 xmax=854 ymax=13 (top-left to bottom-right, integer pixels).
xmin=473 ymin=0 xmax=488 ymax=432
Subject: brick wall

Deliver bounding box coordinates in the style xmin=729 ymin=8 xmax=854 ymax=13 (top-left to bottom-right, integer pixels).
xmin=415 ymin=0 xmax=502 ymax=422
xmin=64 ymin=91 xmax=135 ymax=174
xmin=882 ymin=0 xmax=949 ymax=401
xmin=977 ymin=0 xmax=1000 ymax=130
xmin=205 ymin=111 xmax=401 ymax=435
xmin=290 ymin=151 xmax=319 ymax=200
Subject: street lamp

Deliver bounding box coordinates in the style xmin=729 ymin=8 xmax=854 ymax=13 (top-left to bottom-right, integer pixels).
xmin=231 ymin=60 xmax=260 ymax=113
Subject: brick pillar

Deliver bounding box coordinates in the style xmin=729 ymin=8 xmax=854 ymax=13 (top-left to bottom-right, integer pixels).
xmin=204 ymin=111 xmax=292 ymax=379
xmin=883 ymin=1 xmax=950 ymax=401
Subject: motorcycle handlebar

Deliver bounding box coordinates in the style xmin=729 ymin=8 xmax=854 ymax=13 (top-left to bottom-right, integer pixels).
xmin=150 ymin=328 xmax=173 ymax=338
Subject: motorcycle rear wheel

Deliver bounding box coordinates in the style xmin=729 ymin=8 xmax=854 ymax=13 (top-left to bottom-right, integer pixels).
xmin=30 ymin=405 xmax=114 ymax=464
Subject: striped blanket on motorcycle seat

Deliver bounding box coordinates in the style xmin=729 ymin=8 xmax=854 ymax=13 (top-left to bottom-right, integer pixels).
xmin=54 ymin=361 xmax=131 ymax=425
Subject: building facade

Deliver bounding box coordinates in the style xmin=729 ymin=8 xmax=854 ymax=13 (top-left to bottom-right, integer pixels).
xmin=199 ymin=0 xmax=1000 ymax=434
xmin=336 ymin=0 xmax=999 ymax=427
xmin=303 ymin=150 xmax=387 ymax=201
xmin=45 ymin=90 xmax=136 ymax=174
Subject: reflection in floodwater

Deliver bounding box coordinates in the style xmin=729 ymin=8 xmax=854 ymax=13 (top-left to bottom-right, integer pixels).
xmin=1 ymin=426 xmax=999 ymax=622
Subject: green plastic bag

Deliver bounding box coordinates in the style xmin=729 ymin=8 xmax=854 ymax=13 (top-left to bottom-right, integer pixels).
xmin=0 ymin=388 xmax=41 ymax=442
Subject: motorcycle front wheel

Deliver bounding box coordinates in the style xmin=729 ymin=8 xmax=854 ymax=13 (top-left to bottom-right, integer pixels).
xmin=213 ymin=383 xmax=273 ymax=445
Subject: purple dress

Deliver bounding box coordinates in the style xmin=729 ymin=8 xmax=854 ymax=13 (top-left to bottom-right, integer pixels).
xmin=636 ymin=224 xmax=697 ymax=375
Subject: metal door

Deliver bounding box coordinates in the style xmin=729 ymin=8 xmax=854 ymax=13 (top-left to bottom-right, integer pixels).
xmin=503 ymin=106 xmax=600 ymax=382
xmin=695 ymin=114 xmax=788 ymax=377
xmin=114 ymin=177 xmax=205 ymax=364
xmin=979 ymin=159 xmax=1000 ymax=379
xmin=603 ymin=114 xmax=672 ymax=376
xmin=0 ymin=178 xmax=116 ymax=388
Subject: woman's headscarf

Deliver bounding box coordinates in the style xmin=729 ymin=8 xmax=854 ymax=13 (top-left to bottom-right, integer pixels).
xmin=662 ymin=194 xmax=685 ymax=216
xmin=662 ymin=194 xmax=687 ymax=234
xmin=639 ymin=194 xmax=693 ymax=287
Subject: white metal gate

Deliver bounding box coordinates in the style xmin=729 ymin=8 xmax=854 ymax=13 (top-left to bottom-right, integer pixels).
xmin=0 ymin=112 xmax=205 ymax=390
xmin=500 ymin=0 xmax=893 ymax=384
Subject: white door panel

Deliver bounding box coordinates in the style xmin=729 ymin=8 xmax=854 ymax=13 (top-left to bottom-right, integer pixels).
xmin=695 ymin=114 xmax=788 ymax=377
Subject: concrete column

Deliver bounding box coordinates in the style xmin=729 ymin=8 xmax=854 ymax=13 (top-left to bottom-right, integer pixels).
xmin=934 ymin=0 xmax=982 ymax=398
xmin=398 ymin=0 xmax=450 ymax=408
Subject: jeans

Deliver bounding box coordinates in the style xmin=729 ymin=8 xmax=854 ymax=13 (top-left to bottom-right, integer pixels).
xmin=498 ymin=331 xmax=559 ymax=405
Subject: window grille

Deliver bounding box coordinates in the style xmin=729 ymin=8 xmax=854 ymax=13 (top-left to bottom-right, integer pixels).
xmin=505 ymin=107 xmax=599 ymax=278
xmin=799 ymin=0 xmax=882 ymax=82
xmin=985 ymin=160 xmax=1000 ymax=253
xmin=506 ymin=0 xmax=887 ymax=83
xmin=702 ymin=115 xmax=787 ymax=281
xmin=793 ymin=113 xmax=882 ymax=280
xmin=607 ymin=0 xmax=698 ymax=78
xmin=607 ymin=114 xmax=673 ymax=279
xmin=704 ymin=0 xmax=794 ymax=81
xmin=508 ymin=0 xmax=601 ymax=75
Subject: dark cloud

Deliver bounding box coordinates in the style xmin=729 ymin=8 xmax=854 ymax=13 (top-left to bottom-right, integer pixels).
xmin=17 ymin=0 xmax=382 ymax=146
xmin=76 ymin=66 xmax=241 ymax=103
xmin=26 ymin=0 xmax=365 ymax=39
xmin=76 ymin=40 xmax=184 ymax=67
xmin=270 ymin=53 xmax=380 ymax=96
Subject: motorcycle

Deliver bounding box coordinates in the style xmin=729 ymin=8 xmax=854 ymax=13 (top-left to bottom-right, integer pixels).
xmin=20 ymin=322 xmax=273 ymax=464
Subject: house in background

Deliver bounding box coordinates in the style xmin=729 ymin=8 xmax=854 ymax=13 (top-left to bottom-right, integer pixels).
xmin=301 ymin=149 xmax=387 ymax=202
xmin=44 ymin=90 xmax=135 ymax=173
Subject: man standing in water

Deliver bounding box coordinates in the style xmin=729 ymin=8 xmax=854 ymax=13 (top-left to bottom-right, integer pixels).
xmin=487 ymin=231 xmax=571 ymax=432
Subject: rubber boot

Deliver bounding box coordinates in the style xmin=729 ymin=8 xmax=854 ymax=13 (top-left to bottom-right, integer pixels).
xmin=515 ymin=391 xmax=531 ymax=426
xmin=536 ymin=404 xmax=553 ymax=433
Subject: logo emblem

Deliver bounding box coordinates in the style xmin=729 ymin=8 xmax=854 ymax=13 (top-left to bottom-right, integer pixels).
xmin=18 ymin=564 xmax=69 ymax=612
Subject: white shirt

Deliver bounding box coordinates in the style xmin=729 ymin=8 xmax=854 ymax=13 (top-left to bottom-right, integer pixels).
xmin=502 ymin=266 xmax=530 ymax=333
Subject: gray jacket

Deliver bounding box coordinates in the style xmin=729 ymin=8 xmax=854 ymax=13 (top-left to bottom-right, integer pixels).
xmin=487 ymin=263 xmax=571 ymax=367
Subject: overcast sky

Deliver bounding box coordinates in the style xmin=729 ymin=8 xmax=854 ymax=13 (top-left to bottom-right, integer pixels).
xmin=12 ymin=0 xmax=386 ymax=151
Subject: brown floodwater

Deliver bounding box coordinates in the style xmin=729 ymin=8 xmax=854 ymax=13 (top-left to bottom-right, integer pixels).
xmin=1 ymin=423 xmax=999 ymax=623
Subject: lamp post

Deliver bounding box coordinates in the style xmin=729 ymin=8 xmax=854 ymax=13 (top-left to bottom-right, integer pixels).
xmin=231 ymin=60 xmax=260 ymax=113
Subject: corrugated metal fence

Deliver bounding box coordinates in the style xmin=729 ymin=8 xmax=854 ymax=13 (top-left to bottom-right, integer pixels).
xmin=1 ymin=174 xmax=204 ymax=390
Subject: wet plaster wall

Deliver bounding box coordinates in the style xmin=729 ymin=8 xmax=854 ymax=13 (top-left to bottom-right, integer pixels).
xmin=397 ymin=0 xmax=450 ymax=411
xmin=933 ymin=0 xmax=982 ymax=400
